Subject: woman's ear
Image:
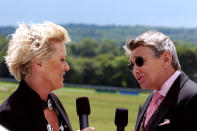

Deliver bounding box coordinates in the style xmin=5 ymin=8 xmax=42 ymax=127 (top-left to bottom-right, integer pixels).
xmin=32 ymin=59 xmax=41 ymax=67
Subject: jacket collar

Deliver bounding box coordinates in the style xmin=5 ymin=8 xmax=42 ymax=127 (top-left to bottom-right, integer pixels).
xmin=135 ymin=72 xmax=188 ymax=131
xmin=18 ymin=79 xmax=48 ymax=130
xmin=18 ymin=80 xmax=73 ymax=131
xmin=146 ymin=72 xmax=188 ymax=130
xmin=49 ymin=93 xmax=73 ymax=131
xmin=135 ymin=93 xmax=153 ymax=131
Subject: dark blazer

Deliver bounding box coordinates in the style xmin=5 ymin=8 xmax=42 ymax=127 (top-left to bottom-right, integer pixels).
xmin=135 ymin=72 xmax=197 ymax=131
xmin=0 ymin=80 xmax=73 ymax=131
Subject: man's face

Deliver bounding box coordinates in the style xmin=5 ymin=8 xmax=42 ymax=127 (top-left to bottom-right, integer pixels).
xmin=129 ymin=46 xmax=166 ymax=90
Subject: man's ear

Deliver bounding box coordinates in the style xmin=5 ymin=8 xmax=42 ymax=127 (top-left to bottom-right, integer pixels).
xmin=163 ymin=50 xmax=172 ymax=66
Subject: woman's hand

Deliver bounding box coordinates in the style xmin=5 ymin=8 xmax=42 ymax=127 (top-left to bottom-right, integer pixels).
xmin=77 ymin=127 xmax=95 ymax=131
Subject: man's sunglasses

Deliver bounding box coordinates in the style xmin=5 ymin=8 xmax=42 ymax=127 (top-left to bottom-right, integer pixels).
xmin=128 ymin=56 xmax=144 ymax=71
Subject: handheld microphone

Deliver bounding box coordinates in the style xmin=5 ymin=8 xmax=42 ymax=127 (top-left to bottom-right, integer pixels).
xmin=76 ymin=96 xmax=91 ymax=130
xmin=115 ymin=108 xmax=128 ymax=131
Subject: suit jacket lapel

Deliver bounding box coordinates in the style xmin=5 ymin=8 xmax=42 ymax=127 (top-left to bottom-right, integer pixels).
xmin=147 ymin=72 xmax=188 ymax=130
xmin=49 ymin=93 xmax=73 ymax=131
xmin=135 ymin=93 xmax=154 ymax=131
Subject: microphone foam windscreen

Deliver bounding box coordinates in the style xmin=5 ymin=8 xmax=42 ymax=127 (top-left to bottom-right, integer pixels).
xmin=76 ymin=96 xmax=90 ymax=116
xmin=115 ymin=108 xmax=128 ymax=127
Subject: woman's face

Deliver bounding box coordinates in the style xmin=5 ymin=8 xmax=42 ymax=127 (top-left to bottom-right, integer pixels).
xmin=40 ymin=41 xmax=69 ymax=90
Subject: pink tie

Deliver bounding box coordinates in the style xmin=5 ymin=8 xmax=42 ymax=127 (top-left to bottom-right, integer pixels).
xmin=144 ymin=92 xmax=163 ymax=126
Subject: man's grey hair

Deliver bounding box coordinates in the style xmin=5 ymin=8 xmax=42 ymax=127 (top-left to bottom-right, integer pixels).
xmin=124 ymin=30 xmax=181 ymax=70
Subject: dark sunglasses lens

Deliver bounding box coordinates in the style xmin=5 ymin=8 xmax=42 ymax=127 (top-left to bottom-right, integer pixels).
xmin=135 ymin=57 xmax=144 ymax=67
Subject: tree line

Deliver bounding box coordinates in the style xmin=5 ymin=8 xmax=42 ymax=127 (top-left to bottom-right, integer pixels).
xmin=2 ymin=24 xmax=197 ymax=43
xmin=1 ymin=35 xmax=197 ymax=88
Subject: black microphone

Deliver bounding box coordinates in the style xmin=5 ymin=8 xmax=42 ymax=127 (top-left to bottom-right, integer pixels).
xmin=76 ymin=96 xmax=91 ymax=130
xmin=115 ymin=108 xmax=128 ymax=131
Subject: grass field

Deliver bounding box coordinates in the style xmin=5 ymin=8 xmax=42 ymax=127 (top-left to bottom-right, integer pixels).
xmin=0 ymin=82 xmax=150 ymax=131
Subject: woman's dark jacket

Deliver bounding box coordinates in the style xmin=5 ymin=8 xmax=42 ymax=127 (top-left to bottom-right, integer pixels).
xmin=0 ymin=80 xmax=73 ymax=131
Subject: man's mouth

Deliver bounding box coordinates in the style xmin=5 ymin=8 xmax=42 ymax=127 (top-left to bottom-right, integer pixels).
xmin=60 ymin=73 xmax=65 ymax=79
xmin=137 ymin=75 xmax=143 ymax=83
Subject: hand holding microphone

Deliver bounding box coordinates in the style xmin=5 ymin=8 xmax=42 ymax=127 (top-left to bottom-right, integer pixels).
xmin=115 ymin=108 xmax=128 ymax=131
xmin=77 ymin=127 xmax=95 ymax=131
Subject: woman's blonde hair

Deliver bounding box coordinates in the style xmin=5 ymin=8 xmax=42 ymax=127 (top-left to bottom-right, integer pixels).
xmin=5 ymin=21 xmax=71 ymax=81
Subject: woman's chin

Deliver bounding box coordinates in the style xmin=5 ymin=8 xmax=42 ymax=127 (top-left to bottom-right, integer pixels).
xmin=60 ymin=82 xmax=64 ymax=88
xmin=53 ymin=83 xmax=63 ymax=90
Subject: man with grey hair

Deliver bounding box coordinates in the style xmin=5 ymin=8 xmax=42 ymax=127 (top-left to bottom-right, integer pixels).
xmin=124 ymin=31 xmax=197 ymax=131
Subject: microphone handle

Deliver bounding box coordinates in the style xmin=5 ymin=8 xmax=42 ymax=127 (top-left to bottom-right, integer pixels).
xmin=117 ymin=126 xmax=125 ymax=131
xmin=79 ymin=114 xmax=89 ymax=130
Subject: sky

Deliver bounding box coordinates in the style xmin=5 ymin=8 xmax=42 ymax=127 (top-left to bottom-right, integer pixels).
xmin=1 ymin=0 xmax=197 ymax=28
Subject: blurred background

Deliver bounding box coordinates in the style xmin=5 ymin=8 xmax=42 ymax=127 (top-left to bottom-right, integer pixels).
xmin=0 ymin=0 xmax=197 ymax=130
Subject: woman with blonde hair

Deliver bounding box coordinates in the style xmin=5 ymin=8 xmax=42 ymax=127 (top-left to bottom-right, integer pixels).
xmin=0 ymin=21 xmax=94 ymax=131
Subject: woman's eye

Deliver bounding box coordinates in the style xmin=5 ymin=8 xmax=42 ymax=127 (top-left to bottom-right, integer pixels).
xmin=61 ymin=58 xmax=65 ymax=62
